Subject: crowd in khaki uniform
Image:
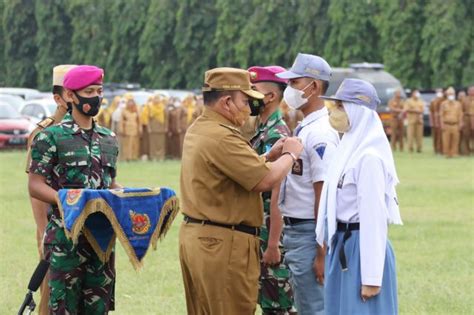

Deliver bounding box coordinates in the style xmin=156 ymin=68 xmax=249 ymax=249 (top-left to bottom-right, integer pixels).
xmin=95 ymin=92 xmax=202 ymax=161
xmin=388 ymin=85 xmax=474 ymax=158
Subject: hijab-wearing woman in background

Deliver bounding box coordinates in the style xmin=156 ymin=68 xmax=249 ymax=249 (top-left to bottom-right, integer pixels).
xmin=317 ymin=79 xmax=403 ymax=314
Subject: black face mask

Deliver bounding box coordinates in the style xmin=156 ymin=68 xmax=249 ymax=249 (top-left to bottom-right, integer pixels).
xmin=73 ymin=92 xmax=102 ymax=117
xmin=250 ymin=98 xmax=265 ymax=116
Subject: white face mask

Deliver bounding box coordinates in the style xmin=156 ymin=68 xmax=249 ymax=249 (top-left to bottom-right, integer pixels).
xmin=436 ymin=92 xmax=443 ymax=98
xmin=283 ymin=82 xmax=313 ymax=110
xmin=448 ymin=95 xmax=455 ymax=101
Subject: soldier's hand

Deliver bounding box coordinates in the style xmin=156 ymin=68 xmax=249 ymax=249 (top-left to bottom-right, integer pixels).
xmin=361 ymin=285 xmax=381 ymax=302
xmin=266 ymin=137 xmax=286 ymax=162
xmin=313 ymin=251 xmax=325 ymax=285
xmin=262 ymin=245 xmax=281 ymax=267
xmin=282 ymin=137 xmax=303 ymax=158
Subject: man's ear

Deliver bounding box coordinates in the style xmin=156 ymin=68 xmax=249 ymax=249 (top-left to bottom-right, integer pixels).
xmin=64 ymin=89 xmax=75 ymax=103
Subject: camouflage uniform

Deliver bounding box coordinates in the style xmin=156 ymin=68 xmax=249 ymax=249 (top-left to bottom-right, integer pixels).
xmin=30 ymin=114 xmax=118 ymax=314
xmin=250 ymin=109 xmax=296 ymax=315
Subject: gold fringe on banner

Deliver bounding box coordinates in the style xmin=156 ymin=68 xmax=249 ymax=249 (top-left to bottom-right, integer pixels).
xmin=55 ymin=189 xmax=180 ymax=270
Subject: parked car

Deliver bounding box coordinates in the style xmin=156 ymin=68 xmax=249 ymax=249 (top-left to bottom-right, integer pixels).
xmin=20 ymin=98 xmax=58 ymax=124
xmin=0 ymin=94 xmax=25 ymax=109
xmin=0 ymin=87 xmax=42 ymax=100
xmin=419 ymin=90 xmax=436 ymax=136
xmin=0 ymin=102 xmax=33 ymax=149
xmin=325 ymin=63 xmax=406 ymax=136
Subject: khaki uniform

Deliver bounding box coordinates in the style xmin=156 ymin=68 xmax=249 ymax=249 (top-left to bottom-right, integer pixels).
xmin=180 ymin=108 xmax=270 ymax=315
xmin=388 ymin=97 xmax=404 ymax=151
xmin=120 ymin=108 xmax=141 ymax=161
xmin=404 ymin=97 xmax=424 ymax=152
xmin=166 ymin=106 xmax=182 ymax=158
xmin=192 ymin=103 xmax=204 ymax=123
xmin=440 ymin=99 xmax=463 ymax=157
xmin=26 ymin=106 xmax=68 ymax=315
xmin=460 ymin=96 xmax=474 ymax=154
xmin=430 ymin=97 xmax=445 ymax=154
xmin=179 ymin=104 xmax=192 ymax=157
xmin=142 ymin=102 xmax=168 ymax=160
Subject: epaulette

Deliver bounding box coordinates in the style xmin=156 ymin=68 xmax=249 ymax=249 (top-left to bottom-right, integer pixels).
xmin=219 ymin=123 xmax=242 ymax=135
xmin=36 ymin=117 xmax=55 ymax=130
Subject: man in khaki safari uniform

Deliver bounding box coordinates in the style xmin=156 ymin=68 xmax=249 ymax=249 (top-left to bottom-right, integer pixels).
xmin=440 ymin=87 xmax=463 ymax=158
xmin=404 ymin=89 xmax=425 ymax=153
xmin=179 ymin=67 xmax=303 ymax=315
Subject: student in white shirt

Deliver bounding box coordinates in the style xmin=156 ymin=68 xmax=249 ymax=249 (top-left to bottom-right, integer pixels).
xmin=317 ymin=79 xmax=403 ymax=314
xmin=276 ymin=53 xmax=339 ymax=315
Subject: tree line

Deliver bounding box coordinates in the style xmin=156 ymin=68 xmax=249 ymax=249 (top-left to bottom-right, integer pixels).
xmin=1 ymin=0 xmax=472 ymax=91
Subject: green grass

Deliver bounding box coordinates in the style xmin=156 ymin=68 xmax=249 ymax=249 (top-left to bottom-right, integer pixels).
xmin=0 ymin=138 xmax=473 ymax=314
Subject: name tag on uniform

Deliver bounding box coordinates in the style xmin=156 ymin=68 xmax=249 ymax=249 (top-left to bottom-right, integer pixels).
xmin=337 ymin=174 xmax=346 ymax=189
xmin=291 ymin=159 xmax=303 ymax=176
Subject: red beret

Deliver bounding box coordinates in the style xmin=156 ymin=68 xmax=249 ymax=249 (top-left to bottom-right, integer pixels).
xmin=248 ymin=66 xmax=288 ymax=84
xmin=63 ymin=65 xmax=104 ymax=91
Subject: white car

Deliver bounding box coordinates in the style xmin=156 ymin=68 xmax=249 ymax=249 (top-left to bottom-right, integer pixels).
xmin=20 ymin=98 xmax=58 ymax=124
xmin=0 ymin=87 xmax=42 ymax=101
xmin=0 ymin=94 xmax=25 ymax=109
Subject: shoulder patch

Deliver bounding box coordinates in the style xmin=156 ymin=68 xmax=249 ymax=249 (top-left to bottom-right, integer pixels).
xmin=314 ymin=142 xmax=327 ymax=159
xmin=36 ymin=117 xmax=55 ymax=129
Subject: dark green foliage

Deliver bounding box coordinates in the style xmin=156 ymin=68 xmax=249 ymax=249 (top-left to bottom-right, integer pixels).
xmin=0 ymin=0 xmax=472 ymax=90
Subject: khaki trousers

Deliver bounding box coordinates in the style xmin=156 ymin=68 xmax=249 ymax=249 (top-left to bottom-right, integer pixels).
xmin=122 ymin=135 xmax=139 ymax=161
xmin=442 ymin=124 xmax=460 ymax=157
xmin=432 ymin=127 xmax=443 ymax=154
xmin=460 ymin=118 xmax=471 ymax=155
xmin=179 ymin=222 xmax=260 ymax=315
xmin=390 ymin=119 xmax=404 ymax=151
xmin=407 ymin=122 xmax=423 ymax=152
xmin=148 ymin=133 xmax=166 ymax=160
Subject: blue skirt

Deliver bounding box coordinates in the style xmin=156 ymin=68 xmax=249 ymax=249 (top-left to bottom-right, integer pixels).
xmin=325 ymin=230 xmax=398 ymax=315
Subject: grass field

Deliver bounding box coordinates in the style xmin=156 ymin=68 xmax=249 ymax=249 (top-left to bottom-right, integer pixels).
xmin=0 ymin=137 xmax=473 ymax=314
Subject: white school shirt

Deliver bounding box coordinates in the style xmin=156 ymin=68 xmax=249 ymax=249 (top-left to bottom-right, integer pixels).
xmin=279 ymin=107 xmax=339 ymax=219
xmin=336 ymin=154 xmax=389 ymax=286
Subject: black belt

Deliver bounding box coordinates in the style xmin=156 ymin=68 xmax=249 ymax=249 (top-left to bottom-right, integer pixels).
xmin=337 ymin=222 xmax=360 ymax=271
xmin=183 ymin=215 xmax=260 ymax=237
xmin=283 ymin=216 xmax=315 ymax=225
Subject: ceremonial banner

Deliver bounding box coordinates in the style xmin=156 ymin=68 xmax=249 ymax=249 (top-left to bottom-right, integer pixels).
xmin=56 ymin=187 xmax=179 ymax=269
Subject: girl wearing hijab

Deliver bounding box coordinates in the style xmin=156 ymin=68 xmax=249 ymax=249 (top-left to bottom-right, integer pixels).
xmin=317 ymin=79 xmax=403 ymax=314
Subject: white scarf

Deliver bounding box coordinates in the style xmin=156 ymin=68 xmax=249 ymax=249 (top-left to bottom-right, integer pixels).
xmin=316 ymin=103 xmax=403 ymax=250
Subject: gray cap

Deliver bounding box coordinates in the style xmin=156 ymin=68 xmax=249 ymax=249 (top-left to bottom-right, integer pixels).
xmin=320 ymin=78 xmax=381 ymax=110
xmin=276 ymin=53 xmax=332 ymax=81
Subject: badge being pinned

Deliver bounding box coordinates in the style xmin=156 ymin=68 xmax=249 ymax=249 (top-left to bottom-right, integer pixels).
xmin=314 ymin=142 xmax=327 ymax=159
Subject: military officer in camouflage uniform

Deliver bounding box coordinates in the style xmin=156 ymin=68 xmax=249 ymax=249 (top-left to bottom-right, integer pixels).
xmin=248 ymin=66 xmax=297 ymax=315
xmin=28 ymin=65 xmax=120 ymax=314
xmin=25 ymin=64 xmax=77 ymax=315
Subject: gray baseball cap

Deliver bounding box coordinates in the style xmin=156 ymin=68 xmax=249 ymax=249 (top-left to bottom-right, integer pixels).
xmin=276 ymin=53 xmax=332 ymax=81
xmin=320 ymin=78 xmax=381 ymax=110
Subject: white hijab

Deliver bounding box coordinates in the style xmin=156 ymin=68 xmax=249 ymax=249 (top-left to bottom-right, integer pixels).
xmin=316 ymin=102 xmax=403 ymax=249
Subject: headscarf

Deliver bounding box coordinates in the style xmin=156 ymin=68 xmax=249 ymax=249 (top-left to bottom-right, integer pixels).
xmin=316 ymin=102 xmax=403 ymax=250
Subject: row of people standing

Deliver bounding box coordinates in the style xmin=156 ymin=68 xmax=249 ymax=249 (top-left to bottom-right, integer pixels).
xmin=389 ymin=86 xmax=474 ymax=157
xmin=96 ymin=93 xmax=204 ymax=161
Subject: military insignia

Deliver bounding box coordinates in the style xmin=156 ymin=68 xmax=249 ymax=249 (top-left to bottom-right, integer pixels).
xmin=250 ymin=71 xmax=258 ymax=80
xmin=356 ymin=95 xmax=371 ymax=103
xmin=66 ymin=189 xmax=82 ymax=205
xmin=83 ymin=104 xmax=91 ymax=113
xmin=291 ymin=159 xmax=303 ymax=176
xmin=314 ymin=142 xmax=327 ymax=159
xmin=129 ymin=210 xmax=151 ymax=235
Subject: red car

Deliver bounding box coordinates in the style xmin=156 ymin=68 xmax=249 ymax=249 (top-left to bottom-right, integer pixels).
xmin=0 ymin=102 xmax=33 ymax=149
